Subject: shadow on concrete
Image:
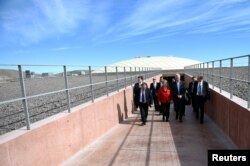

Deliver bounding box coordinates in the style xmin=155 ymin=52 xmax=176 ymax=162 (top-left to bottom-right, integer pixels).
xmin=123 ymin=90 xmax=128 ymax=119
xmin=168 ymin=104 xmax=236 ymax=166
xmin=117 ymin=104 xmax=124 ymax=123
xmin=108 ymin=109 xmax=139 ymax=166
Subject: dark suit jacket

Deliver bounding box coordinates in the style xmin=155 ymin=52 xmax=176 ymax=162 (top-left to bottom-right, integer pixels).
xmin=150 ymin=82 xmax=158 ymax=98
xmin=188 ymin=81 xmax=196 ymax=95
xmin=193 ymin=81 xmax=210 ymax=100
xmin=135 ymin=88 xmax=153 ymax=105
xmin=171 ymin=81 xmax=186 ymax=100
xmin=156 ymin=82 xmax=162 ymax=91
xmin=133 ymin=82 xmax=141 ymax=104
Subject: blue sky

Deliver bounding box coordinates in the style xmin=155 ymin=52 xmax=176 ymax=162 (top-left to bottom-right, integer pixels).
xmin=0 ymin=0 xmax=250 ymax=66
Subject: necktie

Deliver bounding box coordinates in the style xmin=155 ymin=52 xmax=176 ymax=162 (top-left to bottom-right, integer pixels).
xmin=191 ymin=82 xmax=194 ymax=93
xmin=198 ymin=83 xmax=202 ymax=96
xmin=177 ymin=82 xmax=180 ymax=94
xmin=142 ymin=91 xmax=145 ymax=103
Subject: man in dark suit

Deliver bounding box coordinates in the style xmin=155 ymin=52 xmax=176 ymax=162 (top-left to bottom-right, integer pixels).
xmin=157 ymin=76 xmax=164 ymax=90
xmin=133 ymin=76 xmax=143 ymax=111
xmin=188 ymin=76 xmax=197 ymax=112
xmin=150 ymin=78 xmax=159 ymax=112
xmin=156 ymin=76 xmax=164 ymax=114
xmin=194 ymin=75 xmax=210 ymax=124
xmin=137 ymin=82 xmax=152 ymax=125
xmin=171 ymin=73 xmax=186 ymax=122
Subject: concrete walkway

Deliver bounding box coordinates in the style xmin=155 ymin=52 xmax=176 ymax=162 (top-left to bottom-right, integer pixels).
xmin=62 ymin=105 xmax=236 ymax=166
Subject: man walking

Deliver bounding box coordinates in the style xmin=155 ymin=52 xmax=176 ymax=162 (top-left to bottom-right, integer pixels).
xmin=138 ymin=82 xmax=152 ymax=125
xmin=172 ymin=74 xmax=185 ymax=122
xmin=133 ymin=76 xmax=143 ymax=111
xmin=150 ymin=78 xmax=159 ymax=112
xmin=194 ymin=75 xmax=210 ymax=124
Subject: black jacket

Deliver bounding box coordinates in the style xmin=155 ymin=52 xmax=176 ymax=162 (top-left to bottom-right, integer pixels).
xmin=171 ymin=81 xmax=186 ymax=100
xmin=150 ymin=82 xmax=158 ymax=98
xmin=134 ymin=88 xmax=153 ymax=105
xmin=188 ymin=81 xmax=196 ymax=95
xmin=193 ymin=81 xmax=210 ymax=100
xmin=133 ymin=82 xmax=141 ymax=103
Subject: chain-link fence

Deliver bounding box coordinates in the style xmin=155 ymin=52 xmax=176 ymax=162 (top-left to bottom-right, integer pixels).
xmin=185 ymin=54 xmax=250 ymax=108
xmin=0 ymin=64 xmax=161 ymax=135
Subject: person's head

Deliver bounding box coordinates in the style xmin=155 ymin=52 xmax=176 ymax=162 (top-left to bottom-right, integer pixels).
xmin=160 ymin=76 xmax=164 ymax=82
xmin=175 ymin=73 xmax=180 ymax=82
xmin=192 ymin=76 xmax=197 ymax=81
xmin=138 ymin=76 xmax=143 ymax=83
xmin=163 ymin=79 xmax=169 ymax=88
xmin=197 ymin=75 xmax=203 ymax=82
xmin=153 ymin=78 xmax=156 ymax=83
xmin=141 ymin=82 xmax=147 ymax=90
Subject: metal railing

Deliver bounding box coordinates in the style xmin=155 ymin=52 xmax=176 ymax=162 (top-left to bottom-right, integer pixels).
xmin=0 ymin=64 xmax=162 ymax=134
xmin=185 ymin=54 xmax=250 ymax=108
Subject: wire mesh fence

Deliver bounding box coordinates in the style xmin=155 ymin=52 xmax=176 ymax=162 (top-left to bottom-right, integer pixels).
xmin=185 ymin=54 xmax=250 ymax=107
xmin=0 ymin=64 xmax=161 ymax=135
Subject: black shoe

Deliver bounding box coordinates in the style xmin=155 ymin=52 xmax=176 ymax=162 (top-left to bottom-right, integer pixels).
xmin=166 ymin=119 xmax=169 ymax=122
xmin=200 ymin=120 xmax=203 ymax=124
xmin=179 ymin=119 xmax=183 ymax=123
xmin=140 ymin=122 xmax=145 ymax=126
xmin=176 ymin=116 xmax=178 ymax=120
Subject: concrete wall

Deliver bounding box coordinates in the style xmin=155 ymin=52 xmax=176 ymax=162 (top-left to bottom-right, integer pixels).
xmin=184 ymin=74 xmax=250 ymax=148
xmin=0 ymin=75 xmax=161 ymax=166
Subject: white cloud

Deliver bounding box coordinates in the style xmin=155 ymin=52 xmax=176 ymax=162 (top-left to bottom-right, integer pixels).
xmin=49 ymin=46 xmax=82 ymax=51
xmin=1 ymin=0 xmax=250 ymax=45
xmin=100 ymin=0 xmax=250 ymax=42
xmin=1 ymin=0 xmax=90 ymax=44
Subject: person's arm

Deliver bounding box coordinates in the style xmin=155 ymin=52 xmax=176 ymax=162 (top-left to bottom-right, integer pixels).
xmin=158 ymin=88 xmax=162 ymax=105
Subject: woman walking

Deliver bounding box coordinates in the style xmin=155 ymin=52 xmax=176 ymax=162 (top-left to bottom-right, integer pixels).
xmin=158 ymin=79 xmax=172 ymax=122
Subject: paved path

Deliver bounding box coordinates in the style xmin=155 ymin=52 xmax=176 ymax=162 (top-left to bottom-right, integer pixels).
xmin=62 ymin=105 xmax=236 ymax=166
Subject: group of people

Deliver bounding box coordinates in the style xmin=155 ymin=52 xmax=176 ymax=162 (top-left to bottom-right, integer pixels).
xmin=133 ymin=74 xmax=210 ymax=126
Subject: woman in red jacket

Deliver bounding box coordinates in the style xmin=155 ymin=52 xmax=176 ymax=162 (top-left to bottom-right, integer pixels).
xmin=158 ymin=79 xmax=172 ymax=122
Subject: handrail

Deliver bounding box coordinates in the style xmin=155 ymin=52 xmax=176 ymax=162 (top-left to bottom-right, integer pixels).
xmin=0 ymin=64 xmax=161 ymax=133
xmin=184 ymin=54 xmax=250 ymax=108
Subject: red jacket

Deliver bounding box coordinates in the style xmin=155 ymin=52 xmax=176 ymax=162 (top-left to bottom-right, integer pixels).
xmin=158 ymin=87 xmax=172 ymax=103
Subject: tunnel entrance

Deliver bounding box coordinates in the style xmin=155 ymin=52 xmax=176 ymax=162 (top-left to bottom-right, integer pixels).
xmin=162 ymin=72 xmax=185 ymax=84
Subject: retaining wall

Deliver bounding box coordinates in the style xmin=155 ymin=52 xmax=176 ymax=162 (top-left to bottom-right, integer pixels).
xmin=184 ymin=74 xmax=250 ymax=148
xmin=0 ymin=75 xmax=161 ymax=166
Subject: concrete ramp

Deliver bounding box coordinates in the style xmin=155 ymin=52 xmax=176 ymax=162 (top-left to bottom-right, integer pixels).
xmin=62 ymin=105 xmax=236 ymax=166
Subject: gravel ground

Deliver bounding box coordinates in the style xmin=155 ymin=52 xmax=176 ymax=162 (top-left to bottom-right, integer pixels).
xmin=0 ymin=67 xmax=248 ymax=135
xmin=0 ymin=72 xmax=158 ymax=135
xmin=187 ymin=66 xmax=248 ymax=101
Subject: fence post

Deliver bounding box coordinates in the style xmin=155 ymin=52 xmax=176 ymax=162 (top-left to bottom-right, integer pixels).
xmin=203 ymin=63 xmax=205 ymax=77
xmin=135 ymin=67 xmax=137 ymax=83
xmin=130 ymin=67 xmax=132 ymax=86
xmin=230 ymin=58 xmax=233 ymax=99
xmin=212 ymin=61 xmax=214 ymax=89
xmin=105 ymin=66 xmax=109 ymax=96
xmin=116 ymin=66 xmax=119 ymax=92
xmin=248 ymin=55 xmax=250 ymax=108
xmin=63 ymin=66 xmax=71 ymax=112
xmin=124 ymin=66 xmax=126 ymax=89
xmin=18 ymin=65 xmax=31 ymax=130
xmin=89 ymin=66 xmax=94 ymax=102
xmin=219 ymin=60 xmax=222 ymax=93
xmin=207 ymin=62 xmax=209 ymax=82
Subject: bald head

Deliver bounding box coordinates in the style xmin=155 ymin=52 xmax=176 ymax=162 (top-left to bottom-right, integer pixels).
xmin=175 ymin=73 xmax=180 ymax=82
